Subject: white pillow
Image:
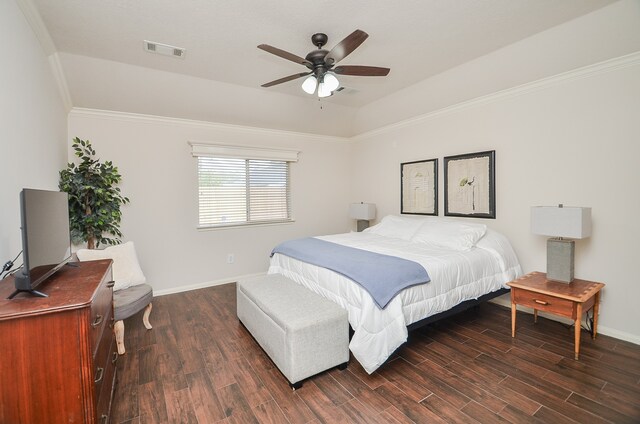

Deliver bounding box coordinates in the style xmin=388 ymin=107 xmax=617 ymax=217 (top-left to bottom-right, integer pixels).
xmin=476 ymin=228 xmax=523 ymax=277
xmin=76 ymin=241 xmax=146 ymax=291
xmin=411 ymin=218 xmax=487 ymax=251
xmin=364 ymin=215 xmax=424 ymax=240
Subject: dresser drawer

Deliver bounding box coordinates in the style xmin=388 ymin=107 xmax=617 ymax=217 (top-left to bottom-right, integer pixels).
xmin=513 ymin=289 xmax=575 ymax=318
xmin=95 ymin=337 xmax=117 ymax=424
xmin=90 ymin=274 xmax=114 ymax=352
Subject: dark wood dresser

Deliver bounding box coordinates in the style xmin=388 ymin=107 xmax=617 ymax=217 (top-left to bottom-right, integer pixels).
xmin=0 ymin=259 xmax=117 ymax=423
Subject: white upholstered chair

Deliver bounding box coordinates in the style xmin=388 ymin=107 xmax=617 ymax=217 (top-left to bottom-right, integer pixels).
xmin=76 ymin=241 xmax=153 ymax=354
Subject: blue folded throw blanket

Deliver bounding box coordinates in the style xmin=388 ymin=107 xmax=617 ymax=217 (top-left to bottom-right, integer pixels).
xmin=271 ymin=237 xmax=430 ymax=309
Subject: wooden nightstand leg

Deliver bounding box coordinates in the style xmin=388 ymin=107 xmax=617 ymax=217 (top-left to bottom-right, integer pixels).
xmin=533 ymin=309 xmax=538 ymax=324
xmin=511 ymin=300 xmax=516 ymax=338
xmin=592 ymin=292 xmax=600 ymax=339
xmin=574 ymin=303 xmax=582 ymax=360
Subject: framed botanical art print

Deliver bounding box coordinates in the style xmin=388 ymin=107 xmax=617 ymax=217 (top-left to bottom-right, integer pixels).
xmin=401 ymin=158 xmax=438 ymax=215
xmin=444 ymin=150 xmax=495 ymax=219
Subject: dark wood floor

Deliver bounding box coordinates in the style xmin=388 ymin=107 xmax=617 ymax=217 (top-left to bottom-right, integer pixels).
xmin=111 ymin=283 xmax=640 ymax=424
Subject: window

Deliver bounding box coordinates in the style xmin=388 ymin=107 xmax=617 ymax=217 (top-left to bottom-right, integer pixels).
xmin=190 ymin=143 xmax=298 ymax=228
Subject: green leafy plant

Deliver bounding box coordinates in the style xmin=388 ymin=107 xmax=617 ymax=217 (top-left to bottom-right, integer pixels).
xmin=59 ymin=137 xmax=129 ymax=249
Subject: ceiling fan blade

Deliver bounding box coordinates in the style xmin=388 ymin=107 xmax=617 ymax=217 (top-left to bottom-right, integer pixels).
xmin=324 ymin=29 xmax=368 ymax=65
xmin=333 ymin=65 xmax=390 ymax=76
xmin=261 ymin=72 xmax=312 ymax=88
xmin=258 ymin=44 xmax=311 ymax=67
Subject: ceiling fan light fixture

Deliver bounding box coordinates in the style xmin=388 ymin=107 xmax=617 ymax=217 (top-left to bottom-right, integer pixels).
xmin=301 ymin=75 xmax=317 ymax=94
xmin=322 ymin=72 xmax=340 ymax=92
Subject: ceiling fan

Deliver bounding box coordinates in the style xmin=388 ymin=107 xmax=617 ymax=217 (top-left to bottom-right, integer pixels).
xmin=258 ymin=30 xmax=390 ymax=98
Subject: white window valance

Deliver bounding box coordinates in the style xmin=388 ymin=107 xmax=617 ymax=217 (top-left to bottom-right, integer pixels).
xmin=189 ymin=142 xmax=299 ymax=162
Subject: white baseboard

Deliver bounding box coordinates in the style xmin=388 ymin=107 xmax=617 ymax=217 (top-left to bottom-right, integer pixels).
xmin=153 ymin=272 xmax=267 ymax=297
xmin=490 ymin=297 xmax=640 ymax=346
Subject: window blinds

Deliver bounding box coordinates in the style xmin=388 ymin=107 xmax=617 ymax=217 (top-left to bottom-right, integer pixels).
xmin=191 ymin=143 xmax=297 ymax=228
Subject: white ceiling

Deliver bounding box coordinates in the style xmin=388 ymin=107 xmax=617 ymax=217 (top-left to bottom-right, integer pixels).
xmin=32 ymin=0 xmax=617 ymax=109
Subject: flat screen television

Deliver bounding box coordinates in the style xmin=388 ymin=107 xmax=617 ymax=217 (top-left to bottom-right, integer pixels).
xmin=10 ymin=189 xmax=73 ymax=299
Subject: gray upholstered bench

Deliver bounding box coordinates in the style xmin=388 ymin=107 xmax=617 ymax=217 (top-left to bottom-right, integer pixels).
xmin=237 ymin=274 xmax=349 ymax=389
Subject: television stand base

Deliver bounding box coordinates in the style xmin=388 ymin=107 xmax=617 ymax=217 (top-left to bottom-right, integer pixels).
xmin=7 ymin=289 xmax=48 ymax=300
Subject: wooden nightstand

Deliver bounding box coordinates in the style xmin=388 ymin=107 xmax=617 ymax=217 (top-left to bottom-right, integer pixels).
xmin=508 ymin=271 xmax=605 ymax=360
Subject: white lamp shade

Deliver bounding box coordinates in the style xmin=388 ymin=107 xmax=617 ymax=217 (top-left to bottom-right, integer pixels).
xmin=349 ymin=203 xmax=376 ymax=220
xmin=531 ymin=206 xmax=591 ymax=239
xmin=317 ymin=82 xmax=332 ymax=98
xmin=301 ymin=75 xmax=317 ymax=94
xmin=323 ymin=72 xmax=339 ymax=92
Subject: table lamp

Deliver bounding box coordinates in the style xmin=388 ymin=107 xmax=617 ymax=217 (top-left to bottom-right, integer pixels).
xmin=531 ymin=204 xmax=591 ymax=283
xmin=350 ymin=203 xmax=376 ymax=232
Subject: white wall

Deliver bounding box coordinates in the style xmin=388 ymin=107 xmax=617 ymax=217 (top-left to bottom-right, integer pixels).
xmin=0 ymin=0 xmax=67 ymax=263
xmin=351 ymin=57 xmax=640 ymax=342
xmin=68 ymin=110 xmax=353 ymax=293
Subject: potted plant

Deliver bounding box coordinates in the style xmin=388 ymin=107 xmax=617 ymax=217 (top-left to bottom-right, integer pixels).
xmin=59 ymin=137 xmax=129 ymax=249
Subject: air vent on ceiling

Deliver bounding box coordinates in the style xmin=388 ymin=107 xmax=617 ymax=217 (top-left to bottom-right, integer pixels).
xmin=143 ymin=40 xmax=185 ymax=59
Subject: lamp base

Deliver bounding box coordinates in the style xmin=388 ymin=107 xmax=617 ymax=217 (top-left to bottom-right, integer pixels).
xmin=547 ymin=238 xmax=575 ymax=283
xmin=356 ymin=220 xmax=370 ymax=232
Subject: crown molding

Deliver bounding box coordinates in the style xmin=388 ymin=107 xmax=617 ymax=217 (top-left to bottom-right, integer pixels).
xmin=353 ymin=51 xmax=640 ymax=141
xmin=69 ymin=108 xmax=350 ymax=143
xmin=49 ymin=53 xmax=72 ymax=111
xmin=16 ymin=0 xmax=56 ymax=55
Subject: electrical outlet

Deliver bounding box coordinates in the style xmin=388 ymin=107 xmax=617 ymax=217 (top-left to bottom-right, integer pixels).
xmin=227 ymin=254 xmax=235 ymax=264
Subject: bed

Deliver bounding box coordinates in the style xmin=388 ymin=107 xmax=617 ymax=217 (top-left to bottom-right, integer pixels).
xmin=268 ymin=215 xmax=522 ymax=374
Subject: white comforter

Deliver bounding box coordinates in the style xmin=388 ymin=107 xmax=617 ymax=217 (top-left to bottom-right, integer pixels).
xmin=268 ymin=229 xmax=522 ymax=374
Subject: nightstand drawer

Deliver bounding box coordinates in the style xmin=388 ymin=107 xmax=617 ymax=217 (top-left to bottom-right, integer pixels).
xmin=513 ymin=289 xmax=574 ymax=318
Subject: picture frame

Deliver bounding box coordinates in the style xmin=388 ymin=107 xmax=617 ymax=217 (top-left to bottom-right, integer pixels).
xmin=444 ymin=150 xmax=495 ymax=219
xmin=401 ymin=158 xmax=438 ymax=215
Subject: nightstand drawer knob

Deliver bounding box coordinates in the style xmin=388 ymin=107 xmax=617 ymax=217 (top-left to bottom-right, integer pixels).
xmin=534 ymin=299 xmax=549 ymax=305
